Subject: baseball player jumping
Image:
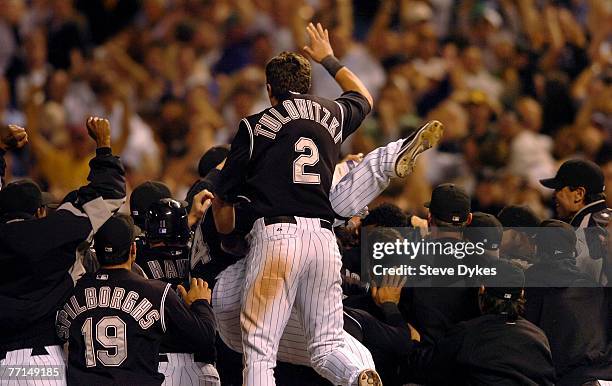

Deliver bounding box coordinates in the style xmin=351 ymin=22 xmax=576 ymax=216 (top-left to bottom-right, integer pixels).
xmin=211 ymin=114 xmax=443 ymax=374
xmin=211 ymin=22 xmax=396 ymax=386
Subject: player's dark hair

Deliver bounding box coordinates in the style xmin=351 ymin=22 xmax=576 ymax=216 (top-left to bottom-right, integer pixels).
xmin=585 ymin=191 xmax=605 ymax=205
xmin=265 ymin=52 xmax=311 ymax=99
xmin=366 ymin=227 xmax=405 ymax=283
xmin=567 ymin=186 xmax=605 ymax=205
xmin=362 ymin=203 xmax=409 ymax=228
xmin=479 ymin=290 xmax=525 ymax=323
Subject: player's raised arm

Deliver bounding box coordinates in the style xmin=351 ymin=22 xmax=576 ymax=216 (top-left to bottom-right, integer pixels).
xmin=1 ymin=117 xmax=126 ymax=262
xmin=303 ymin=22 xmax=373 ymax=108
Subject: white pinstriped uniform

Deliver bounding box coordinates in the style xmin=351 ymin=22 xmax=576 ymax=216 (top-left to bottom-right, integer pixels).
xmin=240 ymin=217 xmax=367 ymax=386
xmin=0 ymin=345 xmax=66 ymax=386
xmin=158 ymin=354 xmax=220 ymax=386
xmin=330 ymin=138 xmax=404 ymax=218
xmin=155 ymin=283 xmax=221 ymax=386
xmin=213 ymin=139 xmax=404 ymax=385
xmin=214 ymin=257 xmax=374 ymax=369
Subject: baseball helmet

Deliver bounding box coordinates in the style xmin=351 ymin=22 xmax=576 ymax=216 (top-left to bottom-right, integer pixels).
xmin=145 ymin=198 xmax=191 ymax=243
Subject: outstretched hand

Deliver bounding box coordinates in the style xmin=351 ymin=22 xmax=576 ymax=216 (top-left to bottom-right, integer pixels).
xmin=177 ymin=278 xmax=212 ymax=306
xmin=303 ymin=22 xmax=334 ymax=63
xmin=371 ymin=274 xmax=407 ymax=306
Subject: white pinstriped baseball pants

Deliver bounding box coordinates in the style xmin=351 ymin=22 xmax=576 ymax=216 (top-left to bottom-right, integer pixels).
xmin=214 ymin=257 xmax=375 ymax=376
xmin=213 ymin=139 xmax=402 ymax=385
xmin=330 ymin=138 xmax=403 ymax=218
xmin=240 ymin=217 xmax=370 ymax=386
xmin=159 ymin=353 xmax=220 ymax=386
xmin=0 ymin=345 xmax=66 ymax=386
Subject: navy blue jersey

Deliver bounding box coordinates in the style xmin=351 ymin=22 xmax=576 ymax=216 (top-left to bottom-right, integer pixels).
xmin=57 ymin=268 xmax=215 ymax=385
xmin=136 ymin=242 xmax=190 ymax=289
xmin=217 ymin=91 xmax=370 ymax=222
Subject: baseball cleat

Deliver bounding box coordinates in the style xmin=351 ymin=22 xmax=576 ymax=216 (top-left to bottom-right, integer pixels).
xmin=358 ymin=369 xmax=383 ymax=386
xmin=394 ymin=120 xmax=444 ymax=178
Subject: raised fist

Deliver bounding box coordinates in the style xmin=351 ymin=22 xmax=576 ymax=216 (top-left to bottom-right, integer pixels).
xmin=86 ymin=116 xmax=111 ymax=148
xmin=188 ymin=189 xmax=215 ymax=227
xmin=0 ymin=125 xmax=28 ymax=151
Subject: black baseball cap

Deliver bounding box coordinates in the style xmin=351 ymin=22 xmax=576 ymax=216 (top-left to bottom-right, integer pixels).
xmin=130 ymin=181 xmax=172 ymax=228
xmin=464 ymin=212 xmax=503 ymax=250
xmin=534 ymin=219 xmax=576 ymax=260
xmin=539 ymin=159 xmax=605 ymax=193
xmin=0 ymin=179 xmax=55 ymax=216
xmin=94 ymin=214 xmax=136 ymax=265
xmin=198 ymin=145 xmax=229 ymax=177
xmin=425 ymin=183 xmax=471 ymax=224
xmin=484 ymin=260 xmax=525 ymax=300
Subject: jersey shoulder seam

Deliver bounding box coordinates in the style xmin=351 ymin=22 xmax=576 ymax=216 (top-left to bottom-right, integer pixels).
xmin=333 ymin=101 xmax=344 ymax=141
xmin=241 ymin=118 xmax=254 ymax=160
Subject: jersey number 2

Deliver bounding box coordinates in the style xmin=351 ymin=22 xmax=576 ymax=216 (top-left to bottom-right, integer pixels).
xmin=81 ymin=316 xmax=128 ymax=367
xmin=293 ymin=137 xmax=320 ymax=184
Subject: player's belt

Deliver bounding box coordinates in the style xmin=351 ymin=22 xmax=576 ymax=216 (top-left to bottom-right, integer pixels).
xmin=159 ymin=353 xmax=196 ymax=363
xmin=264 ymin=216 xmax=332 ymax=231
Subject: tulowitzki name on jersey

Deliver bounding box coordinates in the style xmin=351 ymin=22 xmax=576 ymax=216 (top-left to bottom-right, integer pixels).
xmin=56 ymin=287 xmax=160 ymax=339
xmin=253 ymin=98 xmax=341 ymax=143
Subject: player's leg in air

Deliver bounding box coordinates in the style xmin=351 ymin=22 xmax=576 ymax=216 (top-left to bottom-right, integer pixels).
xmin=330 ymin=120 xmax=443 ymax=219
xmin=213 ymin=120 xmax=443 ymax=373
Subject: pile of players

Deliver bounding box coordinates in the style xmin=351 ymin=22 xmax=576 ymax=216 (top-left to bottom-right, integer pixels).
xmin=0 ymin=23 xmax=610 ymax=385
xmin=0 ymin=115 xmax=610 ymax=386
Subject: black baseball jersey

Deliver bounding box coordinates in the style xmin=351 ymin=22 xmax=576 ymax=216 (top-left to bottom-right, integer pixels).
xmin=218 ymin=91 xmax=370 ymax=222
xmin=56 ymin=268 xmax=215 ymax=386
xmin=135 ymin=240 xmax=217 ymax=362
xmin=136 ymin=242 xmax=190 ymax=289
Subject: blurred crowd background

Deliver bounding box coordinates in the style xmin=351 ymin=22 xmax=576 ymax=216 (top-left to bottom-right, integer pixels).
xmin=1 ymin=0 xmax=611 ymax=218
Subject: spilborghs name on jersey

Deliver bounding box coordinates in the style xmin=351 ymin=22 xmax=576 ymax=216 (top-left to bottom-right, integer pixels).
xmin=254 ymin=97 xmax=342 ymax=144
xmin=56 ymin=284 xmax=161 ymax=339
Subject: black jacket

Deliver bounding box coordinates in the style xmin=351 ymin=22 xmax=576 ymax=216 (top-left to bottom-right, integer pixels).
xmin=0 ymin=147 xmax=125 ymax=351
xmin=570 ymin=199 xmax=611 ymax=285
xmin=344 ymin=305 xmax=414 ymax=386
xmin=525 ymin=260 xmax=612 ymax=384
xmin=404 ymin=315 xmax=556 ymax=386
xmin=401 ymin=237 xmax=488 ymax=343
